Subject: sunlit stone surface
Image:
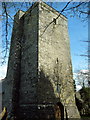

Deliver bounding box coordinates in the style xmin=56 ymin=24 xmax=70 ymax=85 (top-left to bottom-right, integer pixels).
xmin=2 ymin=2 xmax=80 ymax=119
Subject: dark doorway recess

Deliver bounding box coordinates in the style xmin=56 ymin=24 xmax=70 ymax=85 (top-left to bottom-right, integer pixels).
xmin=54 ymin=102 xmax=64 ymax=120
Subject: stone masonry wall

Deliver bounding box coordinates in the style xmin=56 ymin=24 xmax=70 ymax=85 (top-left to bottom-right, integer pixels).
xmin=2 ymin=11 xmax=24 ymax=115
xmin=18 ymin=3 xmax=39 ymax=119
xmin=19 ymin=3 xmax=38 ymax=105
xmin=38 ymin=2 xmax=80 ymax=118
xmin=2 ymin=2 xmax=80 ymax=119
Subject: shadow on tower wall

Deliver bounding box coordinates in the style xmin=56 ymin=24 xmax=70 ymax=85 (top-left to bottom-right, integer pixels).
xmin=18 ymin=69 xmax=65 ymax=120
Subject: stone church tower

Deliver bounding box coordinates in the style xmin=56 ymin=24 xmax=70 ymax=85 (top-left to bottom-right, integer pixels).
xmin=2 ymin=2 xmax=80 ymax=119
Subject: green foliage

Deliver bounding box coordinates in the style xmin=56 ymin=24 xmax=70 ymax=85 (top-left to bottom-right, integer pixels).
xmin=79 ymin=87 xmax=90 ymax=116
xmin=80 ymin=87 xmax=90 ymax=104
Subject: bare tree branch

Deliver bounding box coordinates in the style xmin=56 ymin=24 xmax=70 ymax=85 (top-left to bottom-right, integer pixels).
xmin=56 ymin=0 xmax=72 ymax=20
xmin=65 ymin=2 xmax=85 ymax=11
xmin=1 ymin=2 xmax=89 ymax=64
xmin=79 ymin=10 xmax=90 ymax=15
xmin=41 ymin=1 xmax=72 ymax=36
xmin=3 ymin=3 xmax=8 ymax=60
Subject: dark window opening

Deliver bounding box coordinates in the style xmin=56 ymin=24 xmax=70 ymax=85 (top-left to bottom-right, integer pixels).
xmin=53 ymin=18 xmax=56 ymax=24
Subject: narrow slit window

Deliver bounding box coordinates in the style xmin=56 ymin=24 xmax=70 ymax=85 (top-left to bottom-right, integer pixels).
xmin=53 ymin=18 xmax=56 ymax=24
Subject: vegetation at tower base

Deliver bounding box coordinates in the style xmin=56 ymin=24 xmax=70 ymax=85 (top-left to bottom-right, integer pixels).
xmin=76 ymin=87 xmax=90 ymax=118
xmin=2 ymin=2 xmax=80 ymax=120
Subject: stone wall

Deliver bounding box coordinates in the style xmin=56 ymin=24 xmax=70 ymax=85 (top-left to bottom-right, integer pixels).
xmin=38 ymin=2 xmax=80 ymax=118
xmin=18 ymin=4 xmax=39 ymax=118
xmin=19 ymin=3 xmax=38 ymax=105
xmin=2 ymin=2 xmax=80 ymax=119
xmin=2 ymin=10 xmax=24 ymax=115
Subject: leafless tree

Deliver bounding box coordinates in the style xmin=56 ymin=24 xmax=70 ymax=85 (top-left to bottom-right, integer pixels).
xmin=74 ymin=70 xmax=89 ymax=88
xmin=1 ymin=1 xmax=89 ymax=64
